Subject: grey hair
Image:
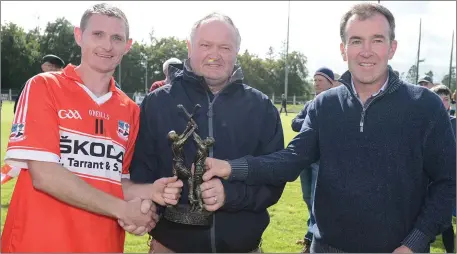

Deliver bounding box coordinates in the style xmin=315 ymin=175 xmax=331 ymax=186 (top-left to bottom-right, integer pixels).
xmin=163 ymin=58 xmax=182 ymax=74
xmin=189 ymin=12 xmax=241 ymax=51
xmin=80 ymin=3 xmax=130 ymax=39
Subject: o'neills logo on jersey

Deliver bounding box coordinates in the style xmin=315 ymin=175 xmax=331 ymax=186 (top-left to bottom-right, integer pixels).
xmin=89 ymin=110 xmax=110 ymax=120
xmin=117 ymin=120 xmax=130 ymax=141
xmin=59 ymin=130 xmax=125 ymax=183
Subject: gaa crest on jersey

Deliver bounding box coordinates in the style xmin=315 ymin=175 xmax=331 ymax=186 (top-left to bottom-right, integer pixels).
xmin=117 ymin=120 xmax=130 ymax=141
xmin=9 ymin=123 xmax=25 ymax=141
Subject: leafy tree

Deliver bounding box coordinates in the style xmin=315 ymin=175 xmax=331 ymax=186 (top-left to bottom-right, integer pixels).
xmin=442 ymin=67 xmax=456 ymax=92
xmin=1 ymin=22 xmax=40 ymax=89
xmin=1 ymin=19 xmax=313 ymax=99
xmin=146 ymin=36 xmax=188 ymax=83
xmin=406 ymin=64 xmax=418 ymax=84
xmin=424 ymin=70 xmax=434 ymax=81
xmin=238 ymin=50 xmax=275 ymax=95
xmin=40 ymin=17 xmax=80 ymax=65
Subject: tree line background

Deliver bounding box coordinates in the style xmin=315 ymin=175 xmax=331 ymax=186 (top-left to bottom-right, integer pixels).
xmin=2 ymin=17 xmax=455 ymax=100
xmin=1 ymin=17 xmax=316 ymax=100
xmin=403 ymin=66 xmax=456 ymax=92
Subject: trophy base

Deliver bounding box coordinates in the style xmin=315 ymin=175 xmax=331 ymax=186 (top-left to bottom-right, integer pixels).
xmin=163 ymin=204 xmax=212 ymax=226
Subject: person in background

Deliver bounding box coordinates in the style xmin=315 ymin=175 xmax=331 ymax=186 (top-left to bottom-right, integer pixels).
xmin=279 ymin=93 xmax=288 ymax=115
xmin=430 ymin=84 xmax=456 ymax=254
xmin=40 ymin=54 xmax=65 ymax=72
xmin=149 ymin=57 xmax=182 ymax=93
xmin=418 ymin=75 xmax=434 ymax=89
xmin=450 ymin=90 xmax=456 ymax=116
xmin=292 ymin=67 xmax=335 ymax=253
xmin=13 ymin=54 xmax=65 ymax=113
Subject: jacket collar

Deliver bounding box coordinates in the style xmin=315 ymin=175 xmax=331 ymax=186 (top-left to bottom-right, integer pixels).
xmin=169 ymin=59 xmax=244 ymax=94
xmin=339 ymin=65 xmax=402 ymax=96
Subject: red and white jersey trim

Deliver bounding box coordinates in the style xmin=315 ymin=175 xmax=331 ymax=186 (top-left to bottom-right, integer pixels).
xmin=13 ymin=78 xmax=32 ymax=125
xmin=5 ymin=149 xmax=60 ymax=169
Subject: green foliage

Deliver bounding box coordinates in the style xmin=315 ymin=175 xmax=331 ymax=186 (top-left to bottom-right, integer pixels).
xmin=238 ymin=49 xmax=312 ymax=98
xmin=425 ymin=70 xmax=434 ymax=81
xmin=1 ymin=22 xmax=41 ymax=89
xmin=406 ymin=64 xmax=418 ymax=84
xmin=442 ymin=67 xmax=456 ymax=92
xmin=40 ymin=17 xmax=81 ymax=65
xmin=1 ymin=18 xmax=311 ymax=97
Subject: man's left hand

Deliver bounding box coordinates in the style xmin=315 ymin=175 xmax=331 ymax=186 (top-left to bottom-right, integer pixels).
xmin=200 ymin=178 xmax=225 ymax=211
xmin=392 ymin=245 xmax=413 ymax=253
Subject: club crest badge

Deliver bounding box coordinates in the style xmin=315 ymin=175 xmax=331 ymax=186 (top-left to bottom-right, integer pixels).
xmin=9 ymin=123 xmax=26 ymax=142
xmin=117 ymin=120 xmax=130 ymax=141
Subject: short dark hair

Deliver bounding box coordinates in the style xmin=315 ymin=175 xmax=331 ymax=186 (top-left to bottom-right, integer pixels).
xmin=340 ymin=3 xmax=396 ymax=43
xmin=431 ymin=85 xmax=452 ymax=97
xmin=80 ymin=3 xmax=130 ymax=39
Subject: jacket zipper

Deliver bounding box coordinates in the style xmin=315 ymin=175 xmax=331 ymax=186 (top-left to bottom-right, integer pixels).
xmin=359 ymin=91 xmax=390 ymax=132
xmin=206 ymin=91 xmax=221 ymax=253
xmin=360 ymin=109 xmax=365 ymax=132
xmin=339 ymin=80 xmax=390 ymax=133
xmin=192 ymin=74 xmax=235 ymax=253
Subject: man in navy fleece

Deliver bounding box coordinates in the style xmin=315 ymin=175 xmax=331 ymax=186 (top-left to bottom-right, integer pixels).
xmin=203 ymin=3 xmax=456 ymax=253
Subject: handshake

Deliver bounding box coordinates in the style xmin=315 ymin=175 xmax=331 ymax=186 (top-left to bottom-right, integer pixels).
xmin=116 ymin=159 xmax=232 ymax=236
xmin=117 ymin=176 xmax=183 ymax=236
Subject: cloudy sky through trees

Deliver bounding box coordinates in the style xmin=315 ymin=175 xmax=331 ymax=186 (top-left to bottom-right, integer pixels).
xmin=2 ymin=1 xmax=456 ymax=83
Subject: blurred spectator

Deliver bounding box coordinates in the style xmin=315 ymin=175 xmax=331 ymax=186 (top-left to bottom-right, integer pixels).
xmin=14 ymin=54 xmax=65 ymax=113
xmin=293 ymin=67 xmax=335 ymax=253
xmin=149 ymin=57 xmax=182 ymax=93
xmin=418 ymin=75 xmax=434 ymax=89
xmin=450 ymin=90 xmax=456 ymax=116
xmin=430 ymin=84 xmax=455 ymax=253
xmin=279 ymin=94 xmax=288 ymax=115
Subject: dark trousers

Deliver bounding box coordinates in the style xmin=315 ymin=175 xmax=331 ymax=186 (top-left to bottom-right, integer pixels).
xmin=442 ymin=226 xmax=455 ymax=253
xmin=279 ymin=104 xmax=288 ymax=115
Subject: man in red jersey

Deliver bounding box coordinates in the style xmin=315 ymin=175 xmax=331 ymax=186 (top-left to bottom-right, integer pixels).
xmin=1 ymin=3 xmax=182 ymax=252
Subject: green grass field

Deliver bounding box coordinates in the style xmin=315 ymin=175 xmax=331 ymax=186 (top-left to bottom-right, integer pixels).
xmin=0 ymin=101 xmax=454 ymax=252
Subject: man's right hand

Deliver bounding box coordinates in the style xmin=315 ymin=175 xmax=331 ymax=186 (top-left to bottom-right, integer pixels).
xmin=202 ymin=158 xmax=232 ymax=181
xmin=118 ymin=198 xmax=158 ymax=236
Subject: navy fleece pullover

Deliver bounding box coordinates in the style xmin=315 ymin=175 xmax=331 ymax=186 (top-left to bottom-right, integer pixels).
xmin=228 ymin=69 xmax=456 ymax=253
